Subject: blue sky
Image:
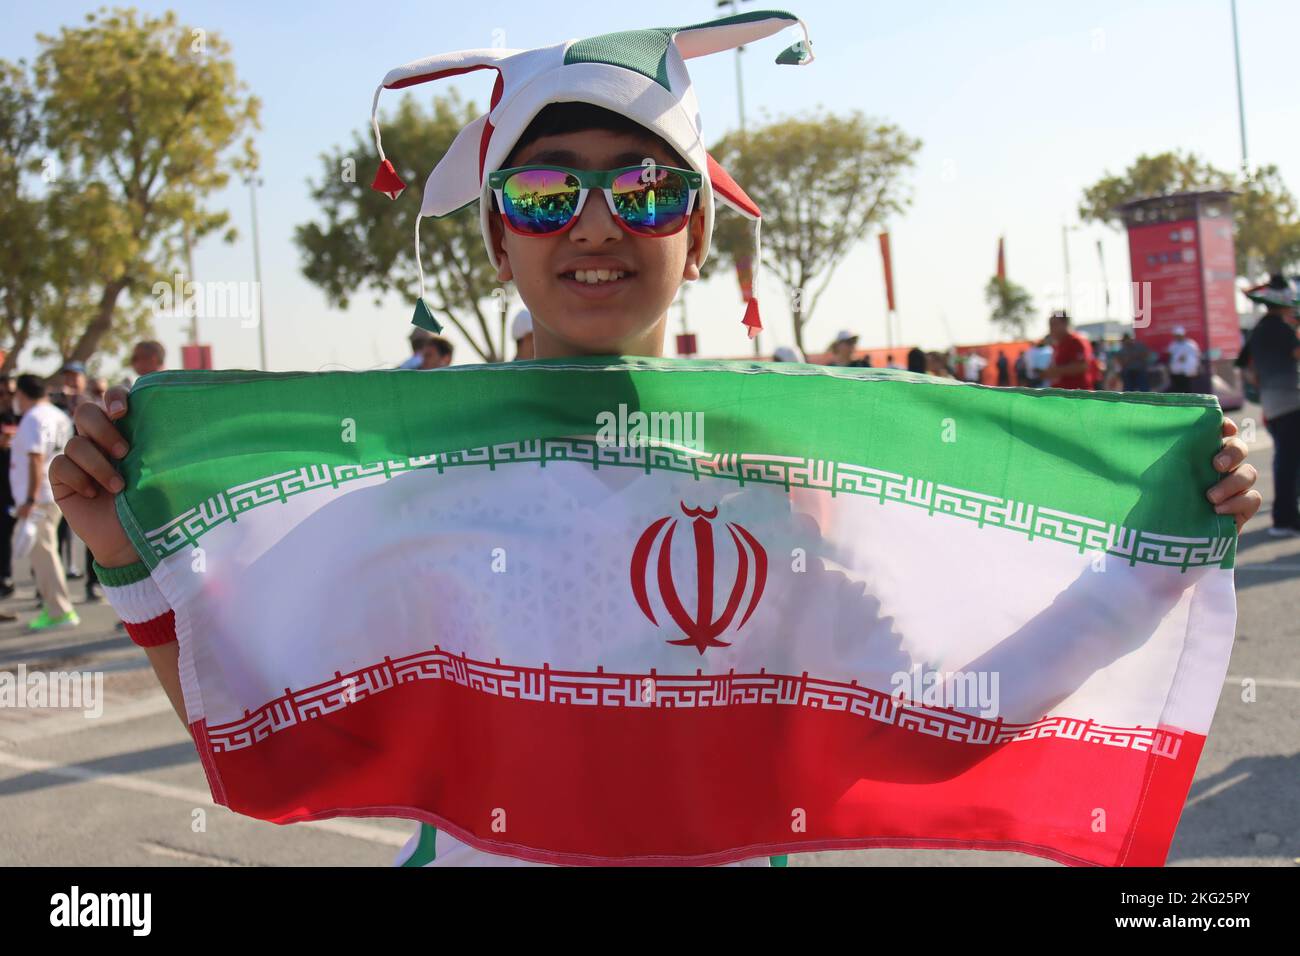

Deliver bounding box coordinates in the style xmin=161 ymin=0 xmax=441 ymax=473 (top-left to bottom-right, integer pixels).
xmin=4 ymin=0 xmax=1298 ymax=372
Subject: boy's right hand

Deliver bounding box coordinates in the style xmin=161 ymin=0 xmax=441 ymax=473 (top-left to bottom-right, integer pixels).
xmin=50 ymin=386 xmax=138 ymax=569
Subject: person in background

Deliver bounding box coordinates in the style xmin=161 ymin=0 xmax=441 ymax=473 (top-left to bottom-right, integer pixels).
xmin=1117 ymin=333 xmax=1152 ymax=392
xmin=398 ymin=329 xmax=433 ymax=369
xmin=906 ymin=345 xmax=927 ymax=374
xmin=1167 ymin=326 xmax=1202 ymax=393
xmin=420 ymin=335 xmax=455 ymax=370
xmin=961 ymin=351 xmax=987 ymax=384
xmin=996 ymin=350 xmax=1010 ymax=387
xmin=1236 ymin=274 xmax=1300 ymax=536
xmin=512 ymin=310 xmax=535 ymax=360
xmin=1040 ymin=311 xmax=1096 ymax=390
xmin=885 ymin=354 xmax=899 ymax=369
xmin=1013 ymin=349 xmax=1027 ymax=386
xmin=0 ymin=377 xmax=16 ymax=600
xmin=1090 ymin=340 xmax=1109 ymax=390
xmin=925 ymin=351 xmax=954 ymax=378
xmin=1025 ymin=337 xmax=1054 ymax=387
xmin=771 ymin=346 xmax=806 ymax=363
xmin=10 ymin=374 xmax=77 ymax=631
xmin=52 ymin=361 xmax=90 ymax=415
xmin=826 ymin=330 xmax=869 ymax=367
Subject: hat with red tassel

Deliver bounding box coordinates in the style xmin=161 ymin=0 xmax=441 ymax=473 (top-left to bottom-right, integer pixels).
xmin=366 ymin=10 xmax=814 ymax=339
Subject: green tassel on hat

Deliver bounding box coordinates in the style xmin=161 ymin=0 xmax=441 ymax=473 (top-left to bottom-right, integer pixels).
xmin=411 ymin=297 xmax=443 ymax=333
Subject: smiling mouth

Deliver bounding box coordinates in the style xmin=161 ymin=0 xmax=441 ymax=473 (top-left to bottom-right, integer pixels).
xmin=558 ymin=268 xmax=636 ymax=285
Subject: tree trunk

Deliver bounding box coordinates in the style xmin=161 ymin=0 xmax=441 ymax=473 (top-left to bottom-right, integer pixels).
xmin=68 ymin=276 xmax=129 ymax=363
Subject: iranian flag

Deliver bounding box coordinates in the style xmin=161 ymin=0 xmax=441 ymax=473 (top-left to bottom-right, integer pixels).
xmin=115 ymin=359 xmax=1236 ymax=866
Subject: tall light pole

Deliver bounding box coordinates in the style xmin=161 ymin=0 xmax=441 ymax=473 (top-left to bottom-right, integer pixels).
xmin=245 ymin=172 xmax=268 ymax=370
xmin=1231 ymin=0 xmax=1249 ymax=176
xmin=1062 ymin=224 xmax=1074 ymax=315
xmin=717 ymin=0 xmax=761 ymax=357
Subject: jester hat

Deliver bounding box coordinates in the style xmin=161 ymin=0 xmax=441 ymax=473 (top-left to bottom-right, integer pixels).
xmin=368 ymin=10 xmax=815 ymax=339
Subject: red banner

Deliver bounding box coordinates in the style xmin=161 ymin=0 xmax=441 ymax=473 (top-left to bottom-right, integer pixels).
xmin=182 ymin=344 xmax=214 ymax=370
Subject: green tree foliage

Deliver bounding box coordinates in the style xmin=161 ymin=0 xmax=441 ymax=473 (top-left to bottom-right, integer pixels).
xmin=708 ymin=108 xmax=921 ymax=352
xmin=0 ymin=7 xmax=259 ymax=371
xmin=984 ymin=276 xmax=1035 ymax=340
xmin=1078 ymin=150 xmax=1300 ymax=279
xmin=295 ymin=90 xmax=508 ymax=363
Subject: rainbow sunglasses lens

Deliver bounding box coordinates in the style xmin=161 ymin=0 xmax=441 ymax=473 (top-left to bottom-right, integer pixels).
xmin=610 ymin=167 xmax=693 ymax=235
xmin=499 ymin=167 xmax=694 ymax=236
xmin=499 ymin=168 xmax=582 ymax=235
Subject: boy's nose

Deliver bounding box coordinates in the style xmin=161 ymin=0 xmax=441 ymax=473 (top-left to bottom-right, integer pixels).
xmin=568 ymin=192 xmax=623 ymax=244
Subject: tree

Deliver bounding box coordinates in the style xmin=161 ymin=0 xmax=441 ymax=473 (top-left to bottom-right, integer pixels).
xmin=295 ymin=90 xmax=509 ymax=363
xmin=1078 ymin=150 xmax=1300 ymax=279
xmin=25 ymin=7 xmax=259 ymax=364
xmin=984 ymin=276 xmax=1034 ymax=340
xmin=0 ymin=58 xmax=50 ymax=372
xmin=708 ymin=108 xmax=921 ymax=353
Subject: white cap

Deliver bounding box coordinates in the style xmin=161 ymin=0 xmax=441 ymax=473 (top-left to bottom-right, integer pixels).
xmin=1172 ymin=326 xmax=1186 ymax=336
xmin=511 ymin=309 xmax=533 ymax=341
xmin=833 ymin=329 xmax=858 ymax=345
xmin=772 ymin=346 xmax=805 ymax=363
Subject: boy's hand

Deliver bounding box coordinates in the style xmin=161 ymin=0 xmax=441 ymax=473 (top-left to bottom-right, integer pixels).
xmin=49 ymin=386 xmax=137 ymax=568
xmin=1207 ymin=417 xmax=1260 ymax=533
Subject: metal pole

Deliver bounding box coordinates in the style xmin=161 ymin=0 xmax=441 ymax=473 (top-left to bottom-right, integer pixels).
xmin=1231 ymin=0 xmax=1249 ymax=175
xmin=248 ymin=175 xmax=268 ymax=370
xmin=1096 ymin=238 xmax=1109 ymax=320
xmin=183 ymin=223 xmax=198 ymax=346
xmin=1062 ymin=224 xmax=1074 ymax=315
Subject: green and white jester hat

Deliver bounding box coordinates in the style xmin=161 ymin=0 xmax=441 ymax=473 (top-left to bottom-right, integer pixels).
xmin=368 ymin=10 xmax=815 ymax=340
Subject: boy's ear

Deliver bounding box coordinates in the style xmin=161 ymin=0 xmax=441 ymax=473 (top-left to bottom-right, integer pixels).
xmin=682 ymin=207 xmax=705 ymax=282
xmin=488 ymin=213 xmax=514 ymax=282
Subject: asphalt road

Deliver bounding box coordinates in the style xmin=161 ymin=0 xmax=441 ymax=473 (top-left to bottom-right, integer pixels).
xmin=0 ymin=405 xmax=1295 ymax=867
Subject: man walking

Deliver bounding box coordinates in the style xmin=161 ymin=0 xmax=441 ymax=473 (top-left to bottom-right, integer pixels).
xmin=10 ymin=374 xmax=77 ymax=630
xmin=1040 ymin=311 xmax=1096 ymax=390
xmin=1237 ymin=275 xmax=1300 ymax=536
xmin=1167 ymin=326 xmax=1202 ymax=393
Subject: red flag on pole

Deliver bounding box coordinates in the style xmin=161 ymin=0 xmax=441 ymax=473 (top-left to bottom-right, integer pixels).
xmin=879 ymin=233 xmax=896 ymax=313
xmin=997 ymin=236 xmax=1006 ymax=282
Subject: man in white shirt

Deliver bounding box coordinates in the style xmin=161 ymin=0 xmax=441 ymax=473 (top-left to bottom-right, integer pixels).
xmin=1167 ymin=326 xmax=1202 ymax=393
xmin=10 ymin=374 xmax=77 ymax=631
xmin=961 ymin=352 xmax=987 ymax=383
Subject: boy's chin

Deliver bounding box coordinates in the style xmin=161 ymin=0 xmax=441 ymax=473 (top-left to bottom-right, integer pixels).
xmin=544 ymin=313 xmax=662 ymax=356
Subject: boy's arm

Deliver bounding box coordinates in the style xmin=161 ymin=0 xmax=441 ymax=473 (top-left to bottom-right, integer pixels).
xmin=94 ymin=558 xmax=187 ymax=728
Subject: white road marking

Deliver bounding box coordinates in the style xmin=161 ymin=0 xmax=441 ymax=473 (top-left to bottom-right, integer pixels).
xmin=1224 ymin=675 xmax=1300 ymax=689
xmin=140 ymin=840 xmax=245 ymax=866
xmin=0 ymin=692 xmax=176 ymax=746
xmin=0 ymin=749 xmax=408 ymax=848
xmin=1183 ymin=771 xmax=1250 ymax=808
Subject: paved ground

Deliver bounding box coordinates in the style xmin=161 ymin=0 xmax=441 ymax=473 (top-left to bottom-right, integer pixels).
xmin=1 ymin=406 xmax=1296 ymax=866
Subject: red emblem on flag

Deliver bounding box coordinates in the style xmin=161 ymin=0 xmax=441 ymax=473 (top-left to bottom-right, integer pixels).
xmin=630 ymin=502 xmax=767 ymax=654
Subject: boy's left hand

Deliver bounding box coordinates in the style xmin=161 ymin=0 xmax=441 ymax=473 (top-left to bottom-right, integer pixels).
xmin=1207 ymin=417 xmax=1261 ymax=533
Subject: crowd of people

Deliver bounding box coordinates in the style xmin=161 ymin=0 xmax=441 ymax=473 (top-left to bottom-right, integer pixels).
xmin=0 ymin=340 xmax=169 ymax=630
xmin=791 ymin=310 xmax=1218 ymax=395
xmin=765 ymin=274 xmax=1296 ymax=536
